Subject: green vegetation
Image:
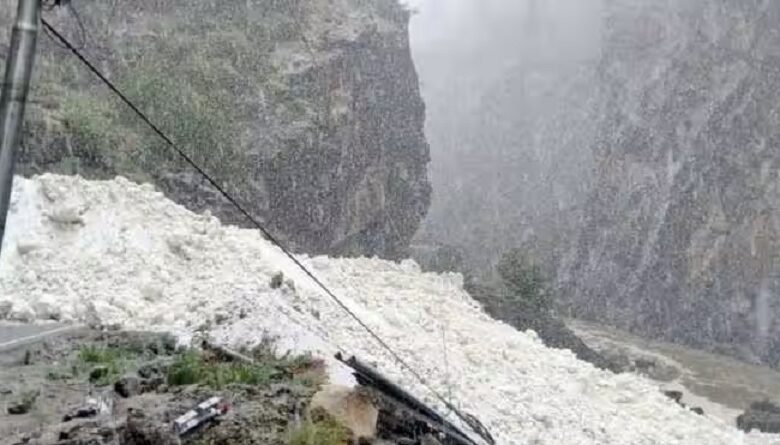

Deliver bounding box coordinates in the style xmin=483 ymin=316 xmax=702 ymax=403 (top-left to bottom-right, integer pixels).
xmin=24 ymin=0 xmax=319 ymax=189
xmin=167 ymin=351 xmax=278 ymax=388
xmin=287 ymin=417 xmax=349 ymax=445
xmin=60 ymin=92 xmax=126 ymax=174
xmin=167 ymin=344 xmax=325 ymax=390
xmin=78 ymin=345 xmax=129 ymax=364
xmin=497 ymin=248 xmax=551 ymax=310
xmin=77 ymin=345 xmax=139 ymax=386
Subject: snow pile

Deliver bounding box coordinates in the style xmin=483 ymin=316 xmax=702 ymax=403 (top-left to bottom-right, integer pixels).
xmin=1 ymin=174 xmax=778 ymax=445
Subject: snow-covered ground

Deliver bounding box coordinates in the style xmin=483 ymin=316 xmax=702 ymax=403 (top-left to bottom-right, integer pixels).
xmin=1 ymin=174 xmax=778 ymax=445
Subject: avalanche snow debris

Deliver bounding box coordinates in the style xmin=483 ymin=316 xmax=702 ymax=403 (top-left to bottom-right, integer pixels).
xmin=1 ymin=174 xmax=779 ymax=445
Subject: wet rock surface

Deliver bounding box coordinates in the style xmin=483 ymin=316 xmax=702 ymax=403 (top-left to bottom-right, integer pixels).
xmin=559 ymin=0 xmax=780 ymax=369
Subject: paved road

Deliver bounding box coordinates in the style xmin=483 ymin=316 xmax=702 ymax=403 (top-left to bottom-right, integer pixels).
xmin=0 ymin=322 xmax=86 ymax=352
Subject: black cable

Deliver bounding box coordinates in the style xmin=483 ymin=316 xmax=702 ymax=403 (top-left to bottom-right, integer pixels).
xmin=39 ymin=18 xmax=494 ymax=445
xmin=42 ymin=1 xmax=87 ymax=51
xmin=42 ymin=22 xmax=69 ymax=51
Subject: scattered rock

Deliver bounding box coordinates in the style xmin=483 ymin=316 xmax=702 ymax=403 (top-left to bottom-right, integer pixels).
xmin=632 ymin=357 xmax=680 ymax=382
xmin=663 ymin=390 xmax=683 ymax=404
xmin=270 ymin=272 xmax=284 ymax=289
xmin=89 ymin=366 xmax=110 ymax=383
xmin=737 ymin=400 xmax=780 ymax=433
xmin=58 ymin=421 xmax=105 ymax=441
xmin=123 ymin=408 xmax=178 ymax=445
xmin=22 ymin=350 xmax=32 ymax=366
xmin=634 ymin=358 xmax=656 ymax=371
xmin=7 ymin=390 xmax=38 ymax=415
xmin=63 ymin=398 xmax=104 ymax=422
xmin=214 ymin=312 xmax=228 ymax=325
xmin=662 ymin=389 xmax=704 ymax=416
xmin=0 ymin=300 xmax=12 ymax=319
xmin=115 ymin=376 xmax=142 ymax=398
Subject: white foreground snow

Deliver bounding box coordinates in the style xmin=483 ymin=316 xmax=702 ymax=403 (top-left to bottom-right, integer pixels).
xmin=0 ymin=174 xmax=778 ymax=445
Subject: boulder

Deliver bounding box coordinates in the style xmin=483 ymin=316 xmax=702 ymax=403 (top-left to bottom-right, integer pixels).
xmin=661 ymin=389 xmax=704 ymax=416
xmin=310 ymin=384 xmax=379 ymax=441
xmin=662 ymin=390 xmax=683 ymax=404
xmin=114 ymin=376 xmax=142 ymax=398
xmin=737 ymin=401 xmax=780 ymax=433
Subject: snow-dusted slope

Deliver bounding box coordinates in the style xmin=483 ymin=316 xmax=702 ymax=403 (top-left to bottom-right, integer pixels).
xmin=1 ymin=174 xmax=778 ymax=445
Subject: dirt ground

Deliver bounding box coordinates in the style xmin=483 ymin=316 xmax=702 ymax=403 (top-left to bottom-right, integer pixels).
xmin=0 ymin=329 xmax=322 ymax=445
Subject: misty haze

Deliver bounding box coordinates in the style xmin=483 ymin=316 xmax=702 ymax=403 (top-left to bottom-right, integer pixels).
xmin=0 ymin=0 xmax=778 ymax=444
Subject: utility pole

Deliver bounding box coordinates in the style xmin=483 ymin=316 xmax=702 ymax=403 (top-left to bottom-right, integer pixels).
xmin=0 ymin=0 xmax=40 ymax=254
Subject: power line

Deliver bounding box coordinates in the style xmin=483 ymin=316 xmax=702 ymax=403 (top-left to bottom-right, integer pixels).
xmin=39 ymin=18 xmax=494 ymax=445
xmin=42 ymin=1 xmax=87 ymax=51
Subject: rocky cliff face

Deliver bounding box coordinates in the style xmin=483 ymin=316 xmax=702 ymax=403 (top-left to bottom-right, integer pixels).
xmin=1 ymin=0 xmax=430 ymax=259
xmin=559 ymin=0 xmax=780 ymax=366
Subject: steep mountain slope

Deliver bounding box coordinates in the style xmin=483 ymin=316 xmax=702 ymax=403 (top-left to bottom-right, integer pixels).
xmin=559 ymin=0 xmax=780 ymax=367
xmin=0 ymin=0 xmax=430 ymax=259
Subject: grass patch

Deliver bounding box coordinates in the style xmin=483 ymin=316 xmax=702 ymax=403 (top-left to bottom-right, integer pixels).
xmin=76 ymin=345 xmax=139 ymax=386
xmin=78 ymin=345 xmax=126 ymax=364
xmin=167 ymin=351 xmax=278 ymax=389
xmin=166 ymin=344 xmax=325 ymax=390
xmin=287 ymin=417 xmax=349 ymax=445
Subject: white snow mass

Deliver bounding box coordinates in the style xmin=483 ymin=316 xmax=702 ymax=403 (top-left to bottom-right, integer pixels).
xmin=0 ymin=174 xmax=778 ymax=445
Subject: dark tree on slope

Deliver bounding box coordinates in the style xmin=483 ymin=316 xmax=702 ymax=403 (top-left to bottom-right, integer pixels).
xmin=497 ymin=248 xmax=550 ymax=311
xmin=466 ymin=249 xmax=620 ymax=372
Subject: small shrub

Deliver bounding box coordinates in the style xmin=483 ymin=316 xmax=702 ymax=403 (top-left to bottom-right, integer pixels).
xmin=166 ymin=351 xmax=204 ymax=386
xmin=77 ymin=346 xmax=138 ymax=386
xmin=497 ymin=248 xmax=551 ymax=310
xmin=60 ymin=92 xmax=126 ymax=171
xmin=78 ymin=346 xmax=123 ymax=364
xmin=287 ymin=417 xmax=349 ymax=445
xmin=270 ymin=272 xmax=284 ymax=289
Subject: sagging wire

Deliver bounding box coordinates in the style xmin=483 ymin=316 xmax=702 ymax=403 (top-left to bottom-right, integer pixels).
xmin=42 ymin=0 xmax=88 ymax=52
xmin=39 ymin=11 xmax=496 ymax=445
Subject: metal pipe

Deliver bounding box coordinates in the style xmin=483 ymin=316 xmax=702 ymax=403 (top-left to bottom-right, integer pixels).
xmin=0 ymin=0 xmax=41 ymax=254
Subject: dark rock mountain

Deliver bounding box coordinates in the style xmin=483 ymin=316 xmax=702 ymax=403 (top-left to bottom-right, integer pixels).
xmin=1 ymin=0 xmax=430 ymax=259
xmin=558 ymin=0 xmax=780 ymax=367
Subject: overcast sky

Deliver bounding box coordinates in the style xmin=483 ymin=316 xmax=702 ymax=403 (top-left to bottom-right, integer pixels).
xmin=405 ymin=0 xmax=602 ymax=60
